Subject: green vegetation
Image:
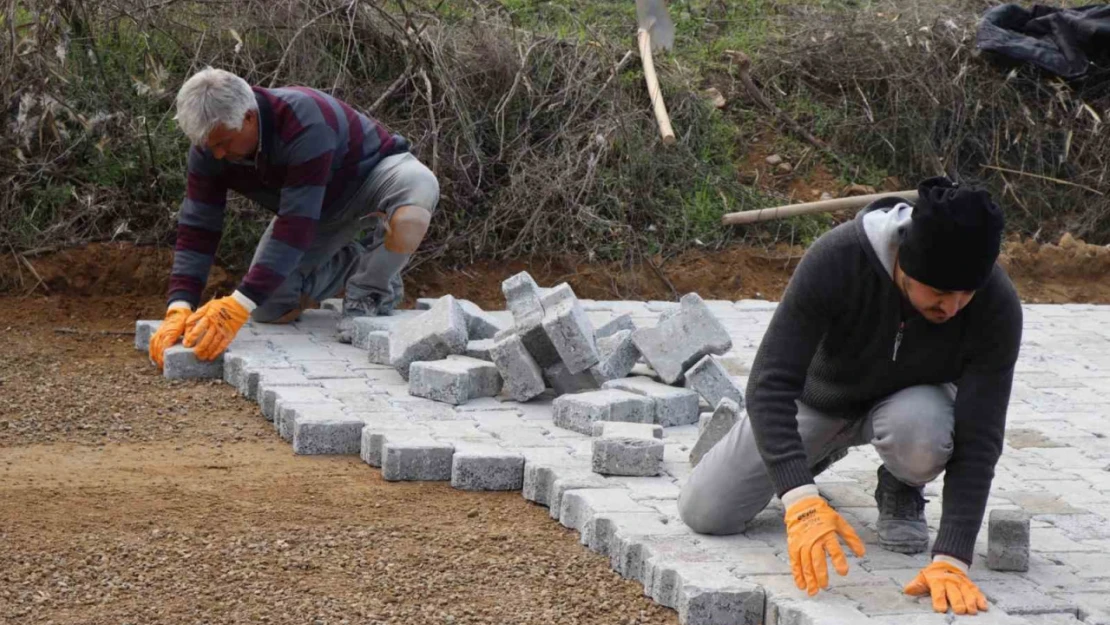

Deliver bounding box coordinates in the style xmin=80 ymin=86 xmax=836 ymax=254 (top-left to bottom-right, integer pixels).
xmin=2 ymin=0 xmax=1105 ymax=278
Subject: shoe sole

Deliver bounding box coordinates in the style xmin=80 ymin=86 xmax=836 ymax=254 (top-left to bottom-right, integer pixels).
xmin=879 ymin=538 xmax=929 ymax=554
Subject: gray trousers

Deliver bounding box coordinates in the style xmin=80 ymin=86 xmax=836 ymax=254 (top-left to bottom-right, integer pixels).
xmin=251 ymin=152 xmax=440 ymax=322
xmin=677 ymin=384 xmax=956 ymax=535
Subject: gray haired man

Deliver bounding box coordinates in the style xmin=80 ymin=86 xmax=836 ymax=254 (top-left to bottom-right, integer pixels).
xmin=149 ymin=67 xmax=438 ymax=367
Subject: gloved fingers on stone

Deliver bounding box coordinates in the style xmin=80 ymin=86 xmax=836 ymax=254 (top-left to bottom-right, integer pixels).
xmin=196 ymin=325 xmax=226 ymax=361
xmin=185 ymin=303 xmax=210 ymax=332
xmin=790 ymin=546 xmax=806 ymax=591
xmin=928 ymin=576 xmax=949 ymax=613
xmin=184 ymin=317 xmax=210 ymax=348
xmin=801 ymin=545 xmax=819 ymax=596
xmin=836 ymin=516 xmax=867 ymax=557
xmin=973 ymin=586 xmax=989 ymax=612
xmin=903 ymin=572 xmax=928 ymax=597
xmin=947 ymin=580 xmax=969 ymax=615
xmin=809 ymin=538 xmax=830 ymax=589
xmin=825 ymin=534 xmax=850 ymax=576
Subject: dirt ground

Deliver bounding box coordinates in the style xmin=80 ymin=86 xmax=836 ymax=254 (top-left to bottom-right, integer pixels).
xmin=2 ymin=230 xmax=1108 ymax=624
xmin=0 ymin=296 xmax=678 ymax=625
xmin=2 ymin=231 xmax=1109 ymax=311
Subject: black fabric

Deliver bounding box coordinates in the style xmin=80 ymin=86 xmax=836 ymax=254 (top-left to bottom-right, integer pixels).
xmin=976 ymin=3 xmax=1110 ymax=78
xmin=897 ymin=177 xmax=1005 ymax=292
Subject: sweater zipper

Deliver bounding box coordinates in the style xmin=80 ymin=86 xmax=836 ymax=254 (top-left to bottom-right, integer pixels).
xmin=892 ymin=319 xmax=904 ymax=361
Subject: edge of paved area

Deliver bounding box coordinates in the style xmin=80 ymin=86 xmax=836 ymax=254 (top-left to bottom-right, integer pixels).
xmin=137 ymin=299 xmax=1110 ymax=625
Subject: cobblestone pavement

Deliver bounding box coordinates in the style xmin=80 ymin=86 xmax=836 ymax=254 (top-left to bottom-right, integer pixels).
xmin=150 ymin=300 xmax=1110 ymax=625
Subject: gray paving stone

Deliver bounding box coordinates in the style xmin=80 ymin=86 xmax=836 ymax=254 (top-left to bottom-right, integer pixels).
xmin=631 ymin=293 xmax=732 ymax=384
xmin=990 ymin=509 xmax=1031 ymax=571
xmin=540 ymin=283 xmax=599 ymax=374
xmin=684 ymin=354 xmax=745 ymax=409
xmin=342 ymin=309 xmax=423 ymax=346
xmin=164 ymin=345 xmax=224 ymax=379
xmin=408 ymin=356 xmax=502 ymax=405
xmin=293 ymin=411 xmax=365 ymax=455
xmin=450 ymin=450 xmax=525 ymax=491
xmin=544 ymin=361 xmax=601 ymax=396
xmin=489 ymin=333 xmax=546 ymax=402
xmin=502 ymin=271 xmax=545 ymax=326
xmin=592 ymin=437 xmax=664 ymax=477
xmin=591 ymin=422 xmax=663 ymax=439
xmin=299 ymin=361 xmax=362 ymax=380
xmin=603 ymin=376 xmax=700 ymax=427
xmin=365 ymin=331 xmax=391 ymax=365
xmin=596 ymin=313 xmax=635 ymax=339
xmin=558 ymin=487 xmax=649 ymax=542
xmin=460 ymin=299 xmax=507 ymax=340
xmin=977 ymin=577 xmax=1080 ymax=616
xmin=465 ymin=339 xmax=495 ymax=361
xmin=676 ymin=568 xmax=764 ymax=625
xmin=599 ymin=512 xmax=692 ymax=571
xmin=360 ymin=427 xmax=430 ymax=467
xmin=381 ymin=438 xmax=455 ymax=481
xmin=258 ymin=373 xmax=323 ymax=419
xmin=588 ymin=329 xmax=640 ymax=385
xmin=552 ymin=389 xmax=655 ymax=435
xmin=689 ymin=398 xmax=741 ymax=466
xmin=548 ymin=473 xmax=615 ymax=519
xmin=388 ymin=295 xmax=469 ymax=380
xmin=753 ymin=572 xmax=886 ymax=624
xmin=135 ymin=320 xmax=161 ymax=351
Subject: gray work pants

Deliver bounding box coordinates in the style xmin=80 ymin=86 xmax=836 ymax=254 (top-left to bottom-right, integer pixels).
xmin=251 ymin=152 xmax=440 ymax=322
xmin=677 ymin=383 xmax=956 ymax=535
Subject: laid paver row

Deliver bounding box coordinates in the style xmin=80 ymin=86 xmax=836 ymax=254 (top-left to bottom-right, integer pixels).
xmin=136 ymin=300 xmax=1110 ymax=625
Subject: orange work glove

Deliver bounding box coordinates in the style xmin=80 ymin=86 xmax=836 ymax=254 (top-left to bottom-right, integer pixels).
xmin=904 ymin=560 xmax=989 ymax=615
xmin=183 ymin=294 xmax=250 ymax=361
xmin=149 ymin=306 xmax=192 ymax=369
xmin=784 ymin=494 xmax=867 ymax=596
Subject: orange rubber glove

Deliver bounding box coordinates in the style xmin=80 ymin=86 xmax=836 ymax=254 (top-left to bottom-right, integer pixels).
xmin=784 ymin=494 xmax=867 ymax=596
xmin=183 ymin=294 xmax=251 ymax=361
xmin=149 ymin=306 xmax=191 ymax=369
xmin=904 ymin=560 xmax=989 ymax=615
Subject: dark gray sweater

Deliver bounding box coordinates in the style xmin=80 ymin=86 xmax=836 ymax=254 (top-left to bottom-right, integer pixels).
xmin=745 ymin=198 xmax=1024 ymax=564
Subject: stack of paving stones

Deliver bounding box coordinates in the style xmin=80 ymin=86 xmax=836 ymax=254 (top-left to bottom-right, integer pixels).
xmin=135 ymin=295 xmax=1110 ymax=625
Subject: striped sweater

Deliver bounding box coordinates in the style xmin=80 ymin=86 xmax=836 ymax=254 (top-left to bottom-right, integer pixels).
xmin=168 ymin=86 xmax=410 ymax=308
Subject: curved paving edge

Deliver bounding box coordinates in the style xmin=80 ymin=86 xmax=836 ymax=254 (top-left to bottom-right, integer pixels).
xmin=136 ymin=300 xmax=1110 ymax=625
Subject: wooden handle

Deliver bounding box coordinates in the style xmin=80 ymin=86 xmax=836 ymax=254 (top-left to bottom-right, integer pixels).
xmin=638 ymin=28 xmax=675 ymax=145
xmin=721 ymin=190 xmax=919 ymax=225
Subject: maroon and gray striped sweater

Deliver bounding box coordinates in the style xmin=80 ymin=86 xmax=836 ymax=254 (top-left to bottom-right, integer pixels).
xmin=168 ymin=86 xmax=409 ymax=308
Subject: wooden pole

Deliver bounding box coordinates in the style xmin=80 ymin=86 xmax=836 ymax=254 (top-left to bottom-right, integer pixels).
xmin=721 ymin=190 xmax=918 ymax=225
xmin=638 ymin=28 xmax=675 ymax=145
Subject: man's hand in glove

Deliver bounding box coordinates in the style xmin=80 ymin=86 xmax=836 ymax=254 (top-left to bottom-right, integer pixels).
xmin=149 ymin=305 xmax=192 ymax=369
xmin=904 ymin=558 xmax=989 ymax=615
xmin=783 ymin=485 xmax=867 ymax=596
xmin=183 ymin=292 xmax=253 ymax=361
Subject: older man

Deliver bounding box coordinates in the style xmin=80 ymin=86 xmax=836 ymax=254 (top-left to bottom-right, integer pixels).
xmin=149 ymin=67 xmax=439 ymax=367
xmin=678 ymin=177 xmax=1023 ymax=616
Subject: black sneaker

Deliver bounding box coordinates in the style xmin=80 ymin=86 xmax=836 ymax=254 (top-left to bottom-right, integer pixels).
xmin=874 ymin=464 xmax=929 ymax=554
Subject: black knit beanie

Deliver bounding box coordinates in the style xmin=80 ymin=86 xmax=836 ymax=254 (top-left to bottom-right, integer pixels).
xmin=898 ymin=176 xmax=1005 ymax=292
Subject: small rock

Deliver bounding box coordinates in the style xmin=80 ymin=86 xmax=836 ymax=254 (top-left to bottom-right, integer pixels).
xmin=704 ymin=87 xmax=726 ymax=108
xmin=764 ymin=154 xmax=783 ymax=166
xmin=841 ymin=183 xmax=876 ymax=197
xmin=776 ymin=162 xmax=793 ymax=173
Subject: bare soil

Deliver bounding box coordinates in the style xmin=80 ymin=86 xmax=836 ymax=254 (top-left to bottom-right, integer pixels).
xmin=0 ymin=296 xmax=678 ymax=625
xmin=3 ymin=231 xmax=1108 ymax=311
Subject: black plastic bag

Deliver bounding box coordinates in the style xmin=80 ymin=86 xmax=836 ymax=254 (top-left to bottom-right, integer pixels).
xmin=976 ymin=3 xmax=1110 ymax=78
